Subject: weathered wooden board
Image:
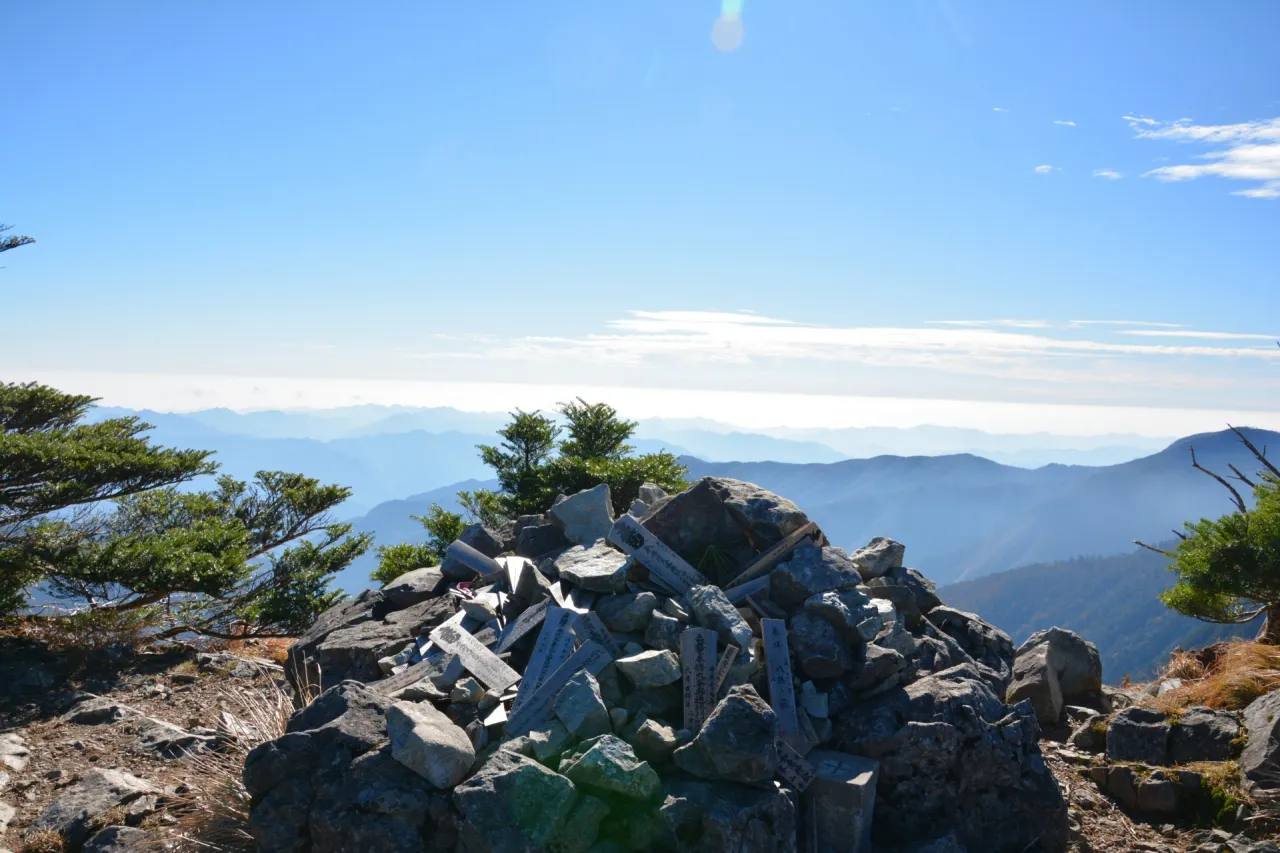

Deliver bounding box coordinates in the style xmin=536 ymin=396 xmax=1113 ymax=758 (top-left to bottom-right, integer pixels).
xmin=510 ymin=606 xmax=578 ymax=713
xmin=681 ymin=627 xmax=718 ymax=732
xmin=504 ymin=641 xmax=612 ymax=737
xmin=715 ymin=645 xmax=739 ymax=693
xmin=762 ymin=618 xmax=800 ymax=736
xmin=607 ymin=515 xmax=708 ymax=594
xmin=723 ymin=575 xmax=770 ymax=605
xmin=728 ymin=521 xmax=820 ymax=586
xmin=495 ymin=596 xmax=551 ymax=654
xmin=429 ymin=620 xmax=521 ymax=693
xmin=571 ymin=611 xmax=623 ymax=659
xmin=776 ymin=739 xmax=817 ymax=791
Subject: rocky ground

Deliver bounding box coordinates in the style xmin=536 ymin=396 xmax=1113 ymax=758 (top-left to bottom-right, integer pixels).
xmin=6 ymin=477 xmax=1280 ymax=853
xmin=0 ymin=637 xmax=289 ymax=852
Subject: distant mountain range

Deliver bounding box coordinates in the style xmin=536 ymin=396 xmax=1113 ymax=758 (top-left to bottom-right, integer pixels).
xmin=943 ymin=548 xmax=1259 ymax=681
xmin=680 ymin=427 xmax=1279 ymax=586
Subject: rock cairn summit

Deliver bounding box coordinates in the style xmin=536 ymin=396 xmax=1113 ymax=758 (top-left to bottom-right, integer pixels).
xmin=252 ymin=476 xmax=1068 ymax=853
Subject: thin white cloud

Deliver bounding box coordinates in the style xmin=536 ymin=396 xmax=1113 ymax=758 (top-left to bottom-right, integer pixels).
xmin=1054 ymin=120 xmax=1077 ymax=127
xmin=1119 ymin=329 xmax=1278 ymax=341
xmin=1123 ymin=115 xmax=1159 ymax=126
xmin=993 ymin=107 xmax=1008 ymax=113
xmin=1093 ymin=169 xmax=1124 ymax=180
xmin=1069 ymin=320 xmax=1183 ymax=328
xmin=932 ymin=319 xmax=1055 ymax=329
xmin=1130 ymin=116 xmax=1280 ymax=199
xmin=1034 ymin=164 xmax=1056 ymax=174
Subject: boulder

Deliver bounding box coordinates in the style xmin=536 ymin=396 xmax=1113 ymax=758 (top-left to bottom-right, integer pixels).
xmin=804 ymin=588 xmax=882 ymax=645
xmin=673 ymin=685 xmax=778 ymax=783
xmin=555 ymin=671 xmax=612 ymax=739
xmin=614 ymin=650 xmax=682 ymax=688
xmin=789 ymin=611 xmax=855 ymax=679
xmin=835 ymin=664 xmax=1067 ymax=853
xmin=849 ymin=537 xmax=905 ymax=580
xmin=801 ymin=750 xmax=879 ymax=853
xmin=459 ymin=523 xmax=505 ymax=557
xmin=688 ymin=584 xmax=753 ymax=650
xmin=526 ymin=721 xmax=574 ymax=764
xmin=550 ymin=484 xmax=616 ymax=547
xmin=1009 ymin=628 xmax=1104 ymax=722
xmin=61 ymin=696 xmax=140 ymax=726
xmin=135 ymin=715 xmax=216 ymax=757
xmin=643 ymin=610 xmax=683 ymax=652
xmin=554 ymin=542 xmax=629 ymax=593
xmin=29 ymin=769 xmax=159 ymax=851
xmin=386 ymin=700 xmax=476 ymax=788
xmin=1169 ymin=706 xmax=1241 ymax=764
xmin=1242 ymin=688 xmax=1280 ymax=790
xmin=452 ymin=748 xmax=580 ymax=853
xmin=596 ymin=592 xmax=658 ymax=633
xmin=560 ymin=735 xmax=661 ymax=801
xmin=661 ymin=778 xmax=798 ymax=853
xmin=633 ymin=718 xmax=680 ymax=763
xmin=641 ymin=477 xmax=809 ymax=574
xmin=770 ymin=545 xmax=865 ymax=609
xmin=1106 ymin=707 xmax=1171 ymax=765
xmin=926 ymin=606 xmax=1015 ymax=695
xmin=381 ymin=566 xmax=445 ymax=610
xmin=516 ymin=523 xmax=570 ymax=559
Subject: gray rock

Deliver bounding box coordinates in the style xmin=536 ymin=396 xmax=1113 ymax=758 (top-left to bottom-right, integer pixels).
xmin=381 ymin=566 xmax=445 ymax=610
xmin=926 ymin=606 xmax=1015 ymax=695
xmin=834 ymin=664 xmax=1067 ymax=853
xmin=555 ymin=671 xmax=612 ymax=739
xmin=1135 ymin=776 xmax=1178 ymax=814
xmin=136 ymin=716 xmax=215 ymax=757
xmin=801 ymin=749 xmax=878 ymax=853
xmin=673 ymin=685 xmax=778 ymax=783
xmin=0 ymin=733 xmax=30 ymax=772
xmin=1106 ymin=706 xmax=1171 ymax=765
xmin=451 ymin=676 xmax=484 ymax=704
xmin=526 ymin=721 xmax=574 ymax=764
xmin=790 ymin=611 xmax=855 ymax=678
xmin=770 ymin=545 xmax=865 ymax=609
xmin=386 ymin=700 xmax=476 ymax=789
xmin=641 ymin=477 xmax=810 ymax=574
xmin=516 ymin=523 xmax=570 ymax=559
xmin=1169 ymin=706 xmax=1240 ymax=764
xmin=459 ymin=523 xmax=505 ymax=558
xmin=452 ymin=748 xmax=579 ymax=853
xmin=847 ymin=643 xmax=907 ymax=692
xmin=82 ymin=826 xmax=153 ymax=852
xmin=865 ymin=567 xmax=942 ymax=627
xmin=596 ymin=592 xmax=658 ymax=633
xmin=1010 ymin=628 xmax=1104 ymax=721
xmin=638 ymin=483 xmax=668 ymax=505
xmin=550 ymin=484 xmax=616 ymax=547
xmin=554 ymin=541 xmax=629 ymax=593
xmin=804 ymin=588 xmax=882 ymax=644
xmin=615 ymin=650 xmax=682 ymax=688
xmin=1069 ymin=717 xmax=1107 ymax=753
xmin=661 ymin=778 xmax=798 ymax=853
xmin=643 ymin=609 xmax=683 ymax=652
xmin=0 ymin=800 xmax=13 ymax=834
xmin=688 ymin=584 xmax=753 ymax=650
xmin=849 ymin=537 xmax=905 ymax=580
xmin=29 ymin=769 xmax=159 ymax=851
xmin=561 ymin=734 xmax=661 ymax=801
xmin=1242 ymin=688 xmax=1280 ymax=790
xmin=633 ymin=718 xmax=680 ymax=763
xmin=61 ymin=696 xmax=140 ymax=726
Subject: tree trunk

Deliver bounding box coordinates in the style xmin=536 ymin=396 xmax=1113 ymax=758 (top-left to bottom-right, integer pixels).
xmin=1257 ymin=604 xmax=1280 ymax=644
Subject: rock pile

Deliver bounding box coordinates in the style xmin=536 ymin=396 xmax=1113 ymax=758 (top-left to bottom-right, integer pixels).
xmin=256 ymin=476 xmax=1068 ymax=853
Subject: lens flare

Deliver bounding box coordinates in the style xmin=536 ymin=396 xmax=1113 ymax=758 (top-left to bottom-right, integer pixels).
xmin=711 ymin=1 xmax=745 ymax=53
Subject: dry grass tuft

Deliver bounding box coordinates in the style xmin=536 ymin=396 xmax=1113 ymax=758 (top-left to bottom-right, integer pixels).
xmin=1153 ymin=640 xmax=1280 ymax=712
xmin=19 ymin=829 xmax=67 ymax=853
xmin=146 ymin=674 xmax=305 ymax=852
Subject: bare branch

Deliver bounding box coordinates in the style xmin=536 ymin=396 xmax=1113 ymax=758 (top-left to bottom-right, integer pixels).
xmin=1172 ymin=529 xmax=1188 ymax=541
xmin=1229 ymin=464 xmax=1258 ymax=489
xmin=1135 ymin=539 xmax=1174 ymax=556
xmin=1191 ymin=445 xmax=1248 ymax=514
xmin=1230 ymin=424 xmax=1280 ymax=479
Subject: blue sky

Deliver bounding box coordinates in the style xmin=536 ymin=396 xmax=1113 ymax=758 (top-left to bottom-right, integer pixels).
xmin=3 ymin=1 xmax=1278 ymax=434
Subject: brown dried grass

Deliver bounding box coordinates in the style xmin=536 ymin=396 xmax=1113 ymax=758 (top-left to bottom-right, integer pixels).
xmin=144 ymin=668 xmax=312 ymax=852
xmin=1152 ymin=640 xmax=1280 ymax=712
xmin=18 ymin=829 xmax=67 ymax=853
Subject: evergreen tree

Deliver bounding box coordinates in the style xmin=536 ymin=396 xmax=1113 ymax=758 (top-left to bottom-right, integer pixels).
xmin=1145 ymin=428 xmax=1280 ymax=642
